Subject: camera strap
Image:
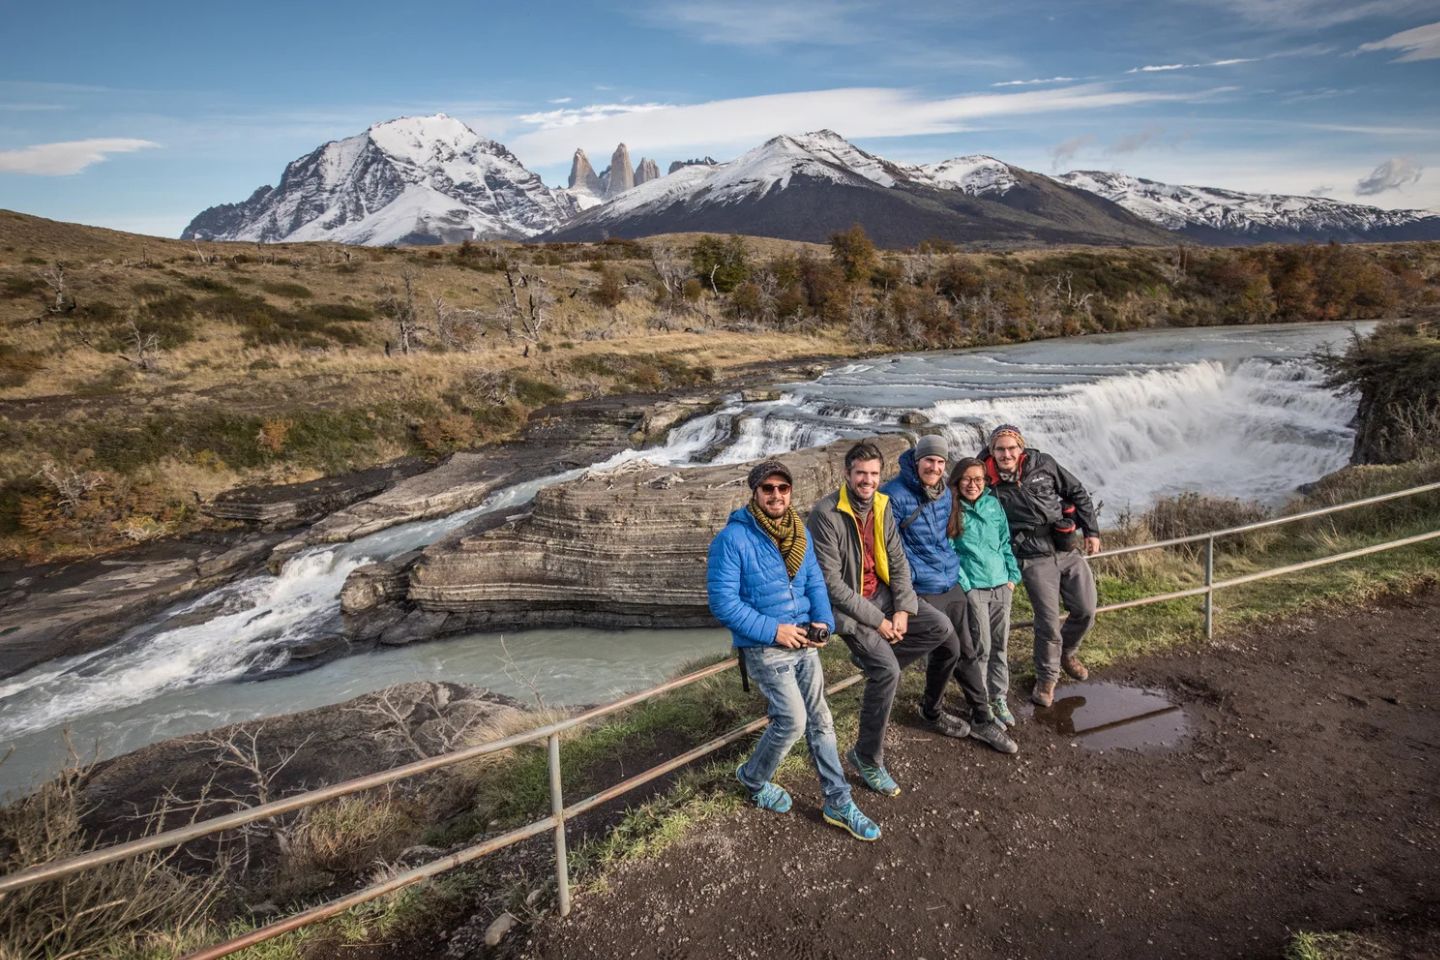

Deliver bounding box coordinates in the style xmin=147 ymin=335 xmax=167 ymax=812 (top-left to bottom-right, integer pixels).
xmin=738 ymin=652 xmax=751 ymax=693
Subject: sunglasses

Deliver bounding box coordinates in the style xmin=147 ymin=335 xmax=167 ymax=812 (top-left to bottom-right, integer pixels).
xmin=758 ymin=482 xmax=791 ymax=494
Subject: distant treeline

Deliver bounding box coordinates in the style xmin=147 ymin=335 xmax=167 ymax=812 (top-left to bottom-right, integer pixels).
xmin=680 ymin=229 xmax=1440 ymax=348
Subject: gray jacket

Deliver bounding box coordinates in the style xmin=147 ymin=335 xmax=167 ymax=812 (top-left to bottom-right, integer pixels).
xmin=806 ymin=487 xmax=919 ymax=637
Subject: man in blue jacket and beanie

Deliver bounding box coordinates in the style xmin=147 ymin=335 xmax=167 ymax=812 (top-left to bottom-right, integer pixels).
xmin=707 ymin=457 xmax=881 ymax=842
xmin=881 ymin=435 xmax=1017 ymax=755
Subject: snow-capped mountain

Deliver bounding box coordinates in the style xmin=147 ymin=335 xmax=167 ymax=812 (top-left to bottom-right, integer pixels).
xmin=1056 ymin=170 xmax=1440 ymax=243
xmin=182 ymin=114 xmax=578 ymax=245
xmin=545 ymin=131 xmax=1168 ymax=248
xmin=901 ymin=155 xmax=1019 ymax=197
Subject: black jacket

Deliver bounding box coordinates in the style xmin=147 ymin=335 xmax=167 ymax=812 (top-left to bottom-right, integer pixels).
xmin=980 ymin=448 xmax=1099 ymax=560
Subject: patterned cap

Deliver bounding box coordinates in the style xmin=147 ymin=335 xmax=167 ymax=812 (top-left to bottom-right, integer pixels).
xmin=747 ymin=458 xmax=794 ymax=491
xmin=988 ymin=424 xmax=1025 ymax=449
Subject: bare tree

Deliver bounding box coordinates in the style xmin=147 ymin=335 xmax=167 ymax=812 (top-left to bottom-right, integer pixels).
xmin=38 ymin=261 xmax=73 ymax=314
xmin=191 ymin=240 xmax=217 ymax=265
xmin=35 ymin=459 xmax=105 ymax=515
xmin=430 ymin=293 xmax=482 ymax=350
xmin=502 ymin=265 xmax=552 ymax=343
xmin=117 ymin=318 xmax=162 ymax=372
xmin=380 ymin=269 xmax=425 ymax=354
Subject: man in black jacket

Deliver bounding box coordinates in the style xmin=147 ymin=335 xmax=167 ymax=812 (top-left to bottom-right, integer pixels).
xmin=981 ymin=424 xmax=1101 ymax=708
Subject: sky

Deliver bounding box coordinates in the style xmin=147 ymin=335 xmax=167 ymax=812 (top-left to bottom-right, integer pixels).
xmin=1 ymin=0 xmax=1437 ymax=238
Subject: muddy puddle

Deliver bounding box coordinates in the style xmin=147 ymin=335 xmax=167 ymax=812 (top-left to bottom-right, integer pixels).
xmin=1020 ymin=681 xmax=1190 ymax=752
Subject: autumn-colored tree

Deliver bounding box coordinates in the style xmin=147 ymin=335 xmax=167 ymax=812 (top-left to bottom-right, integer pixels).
xmin=830 ymin=223 xmax=878 ymax=283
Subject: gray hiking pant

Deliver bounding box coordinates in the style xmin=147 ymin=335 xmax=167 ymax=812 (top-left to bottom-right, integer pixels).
xmin=1021 ymin=550 xmax=1097 ymax=684
xmin=966 ymin=585 xmax=1014 ymax=702
xmin=919 ymin=584 xmax=996 ymax=722
xmin=840 ymin=582 xmax=959 ymax=767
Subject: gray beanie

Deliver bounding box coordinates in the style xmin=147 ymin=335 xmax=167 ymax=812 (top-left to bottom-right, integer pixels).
xmin=746 ymin=458 xmax=794 ymax=491
xmin=915 ymin=434 xmax=949 ymax=462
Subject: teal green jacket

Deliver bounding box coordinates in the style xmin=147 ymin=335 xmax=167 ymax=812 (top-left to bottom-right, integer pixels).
xmin=950 ymin=492 xmax=1022 ymax=591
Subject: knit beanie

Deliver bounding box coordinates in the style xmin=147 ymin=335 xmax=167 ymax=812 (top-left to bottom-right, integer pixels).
xmin=988 ymin=424 xmax=1025 ymax=450
xmin=915 ymin=434 xmax=949 ymax=462
xmin=746 ymin=458 xmax=794 ymax=491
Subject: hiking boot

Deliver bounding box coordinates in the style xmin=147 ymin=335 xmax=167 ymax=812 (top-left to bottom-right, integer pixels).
xmin=845 ymin=746 xmax=900 ymax=797
xmin=1031 ymin=679 xmax=1056 ymax=708
xmin=919 ymin=702 xmax=971 ymax=739
xmin=822 ymin=800 xmax=881 ymax=842
xmin=1061 ymin=654 xmax=1089 ymax=681
xmin=991 ymin=698 xmax=1017 ymax=728
xmin=969 ymin=720 xmax=1019 ymax=755
xmin=737 ymin=764 xmax=791 ymax=813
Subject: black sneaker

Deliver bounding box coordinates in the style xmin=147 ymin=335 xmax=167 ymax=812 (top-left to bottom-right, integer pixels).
xmin=969 ymin=720 xmax=1019 ymax=755
xmin=920 ymin=703 xmax=971 ymax=739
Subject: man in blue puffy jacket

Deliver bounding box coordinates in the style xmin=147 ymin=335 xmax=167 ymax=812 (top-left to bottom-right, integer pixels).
xmin=881 ymin=435 xmax=1017 ymax=755
xmin=706 ymin=457 xmax=881 ymax=842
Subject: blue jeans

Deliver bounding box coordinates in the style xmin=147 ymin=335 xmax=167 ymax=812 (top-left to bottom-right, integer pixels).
xmin=737 ymin=645 xmax=851 ymax=808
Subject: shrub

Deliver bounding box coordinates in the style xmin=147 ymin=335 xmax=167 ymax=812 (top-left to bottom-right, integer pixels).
xmin=593 ymin=264 xmax=625 ymax=308
xmin=830 ymin=223 xmax=877 ymax=283
xmin=261 ymin=280 xmax=314 ymax=299
xmin=2 ymin=275 xmax=42 ymax=299
xmin=690 ymin=235 xmax=749 ymax=293
xmin=416 ymin=412 xmax=478 ymax=454
xmin=1143 ymin=492 xmax=1269 ymax=555
xmin=0 ymin=343 xmax=45 ymax=388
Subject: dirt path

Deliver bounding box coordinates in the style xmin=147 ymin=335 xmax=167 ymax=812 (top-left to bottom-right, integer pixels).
xmin=525 ymin=591 xmax=1440 ymax=960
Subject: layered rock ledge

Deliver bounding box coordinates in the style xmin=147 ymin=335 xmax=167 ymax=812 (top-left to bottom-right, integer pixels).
xmin=343 ymin=435 xmax=909 ymax=642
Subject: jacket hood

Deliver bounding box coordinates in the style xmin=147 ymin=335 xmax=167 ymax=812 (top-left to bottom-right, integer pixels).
xmin=896 ymin=448 xmax=930 ymax=495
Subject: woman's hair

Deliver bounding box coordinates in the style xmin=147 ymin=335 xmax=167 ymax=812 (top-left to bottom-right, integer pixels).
xmin=946 ymin=457 xmax=986 ymax=540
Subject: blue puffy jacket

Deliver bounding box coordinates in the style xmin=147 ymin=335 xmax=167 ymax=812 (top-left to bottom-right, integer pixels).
xmin=879 ymin=448 xmax=960 ymax=596
xmin=706 ymin=508 xmax=835 ymax=648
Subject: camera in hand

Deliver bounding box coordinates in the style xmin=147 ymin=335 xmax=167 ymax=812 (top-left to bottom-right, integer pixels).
xmin=803 ymin=623 xmax=830 ymax=646
xmin=1051 ymin=503 xmax=1083 ymax=552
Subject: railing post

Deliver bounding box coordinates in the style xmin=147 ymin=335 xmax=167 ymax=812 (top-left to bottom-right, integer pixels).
xmin=548 ymin=732 xmax=572 ymax=917
xmin=1203 ymin=535 xmax=1215 ymax=640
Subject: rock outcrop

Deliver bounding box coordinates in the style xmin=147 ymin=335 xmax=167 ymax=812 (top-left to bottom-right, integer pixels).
xmin=568 ymin=148 xmax=602 ymax=194
xmin=343 ymin=436 xmax=909 ymax=642
xmin=79 ymin=682 xmax=535 ymax=844
xmin=668 ymin=157 xmax=718 ymax=174
xmin=634 ymin=157 xmax=660 ymax=185
xmin=604 ymin=144 xmax=635 ymax=196
xmin=0 ymin=532 xmax=286 ymax=681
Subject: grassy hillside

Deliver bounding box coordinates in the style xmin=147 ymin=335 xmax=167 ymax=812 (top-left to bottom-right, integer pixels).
xmin=2 ymin=210 xmax=1437 ymax=563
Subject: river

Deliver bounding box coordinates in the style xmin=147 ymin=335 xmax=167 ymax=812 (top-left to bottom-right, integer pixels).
xmin=0 ymin=321 xmax=1367 ymax=794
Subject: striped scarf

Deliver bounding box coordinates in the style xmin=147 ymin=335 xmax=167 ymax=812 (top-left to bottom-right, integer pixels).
xmin=747 ymin=502 xmax=808 ymax=579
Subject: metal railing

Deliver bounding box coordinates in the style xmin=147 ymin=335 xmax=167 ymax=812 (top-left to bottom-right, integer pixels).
xmin=1 ymin=481 xmax=1436 ymax=960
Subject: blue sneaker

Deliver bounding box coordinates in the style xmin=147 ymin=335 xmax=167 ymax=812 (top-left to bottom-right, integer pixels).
xmin=991 ymin=697 xmax=1017 ymax=728
xmin=822 ymin=800 xmax=881 ymax=842
xmin=737 ymin=764 xmax=792 ymax=813
xmin=845 ymin=746 xmax=900 ymax=797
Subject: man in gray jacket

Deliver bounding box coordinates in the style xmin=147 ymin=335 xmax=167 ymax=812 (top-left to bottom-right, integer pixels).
xmin=807 ymin=442 xmax=1011 ymax=798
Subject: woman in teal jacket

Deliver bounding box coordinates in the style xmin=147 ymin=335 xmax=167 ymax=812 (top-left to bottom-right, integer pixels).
xmin=948 ymin=457 xmax=1023 ymax=727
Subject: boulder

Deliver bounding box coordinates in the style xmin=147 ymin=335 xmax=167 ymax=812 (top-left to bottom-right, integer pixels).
xmin=360 ymin=436 xmax=908 ymax=637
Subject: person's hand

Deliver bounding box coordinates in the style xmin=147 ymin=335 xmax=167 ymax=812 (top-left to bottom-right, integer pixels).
xmin=774 ymin=623 xmax=806 ymax=648
xmin=891 ymin=610 xmax=909 ymax=638
xmin=1006 ymin=582 xmax=1016 ymax=591
xmin=1084 ymin=536 xmax=1102 ymax=556
xmin=877 ymin=618 xmax=901 ymax=644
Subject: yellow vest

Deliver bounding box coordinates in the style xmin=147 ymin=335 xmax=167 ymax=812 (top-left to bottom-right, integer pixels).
xmin=837 ymin=486 xmax=891 ymax=587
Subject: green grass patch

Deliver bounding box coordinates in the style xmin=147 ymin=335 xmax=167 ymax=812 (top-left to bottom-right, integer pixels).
xmin=564 ymin=352 xmax=715 ymax=392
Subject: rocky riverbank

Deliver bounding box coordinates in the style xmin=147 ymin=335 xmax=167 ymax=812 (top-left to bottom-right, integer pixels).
xmin=0 ymin=358 xmax=828 ymax=681
xmin=342 ymin=435 xmax=911 ymax=644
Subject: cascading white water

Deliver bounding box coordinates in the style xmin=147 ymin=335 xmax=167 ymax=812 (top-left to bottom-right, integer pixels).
xmin=0 ymin=321 xmax=1368 ymax=793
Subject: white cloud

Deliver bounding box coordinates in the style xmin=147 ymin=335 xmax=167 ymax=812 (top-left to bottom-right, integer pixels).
xmin=1357 ymin=20 xmax=1440 ymax=61
xmin=509 ymin=84 xmax=1223 ymax=167
xmin=0 ymin=138 xmax=158 ymax=175
xmin=1355 ymin=156 xmax=1423 ymax=195
xmin=992 ymin=76 xmax=1076 ymax=87
xmin=547 ymin=97 xmax=573 ymax=104
xmin=1205 ymin=0 xmax=1432 ymax=29
xmin=516 ymin=102 xmax=671 ymax=130
xmin=1127 ymin=57 xmax=1258 ymax=73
